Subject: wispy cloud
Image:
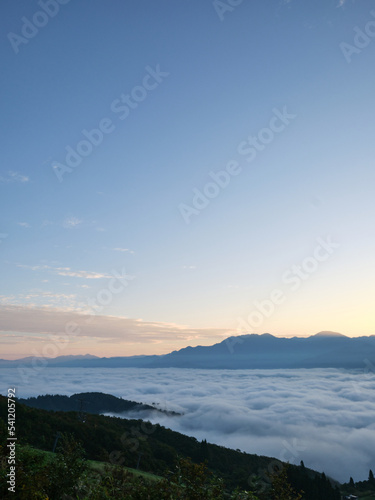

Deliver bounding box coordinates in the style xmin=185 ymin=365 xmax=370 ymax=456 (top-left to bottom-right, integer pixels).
xmin=16 ymin=264 xmax=111 ymax=280
xmin=17 ymin=222 xmax=31 ymax=228
xmin=0 ymin=171 xmax=29 ymax=183
xmin=41 ymin=220 xmax=53 ymax=228
xmin=0 ymin=292 xmax=78 ymax=310
xmin=63 ymin=217 xmax=82 ymax=228
xmin=113 ymin=248 xmax=135 ymax=254
xmin=0 ymin=305 xmax=232 ymax=347
xmin=56 ymin=268 xmax=110 ymax=279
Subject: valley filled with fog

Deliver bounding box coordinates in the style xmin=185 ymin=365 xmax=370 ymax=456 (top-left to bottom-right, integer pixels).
xmin=2 ymin=367 xmax=374 ymax=483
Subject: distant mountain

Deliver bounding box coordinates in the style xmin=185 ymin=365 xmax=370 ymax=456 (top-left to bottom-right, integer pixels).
xmin=156 ymin=333 xmax=375 ymax=369
xmin=17 ymin=392 xmax=179 ymax=416
xmin=1 ymin=333 xmax=375 ymax=369
xmin=311 ymin=331 xmax=347 ymax=338
xmin=0 ymin=354 xmax=99 ymax=365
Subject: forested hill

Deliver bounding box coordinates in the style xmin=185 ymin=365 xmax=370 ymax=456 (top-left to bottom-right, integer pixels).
xmin=0 ymin=395 xmax=344 ymax=499
xmin=17 ymin=392 xmax=179 ymax=416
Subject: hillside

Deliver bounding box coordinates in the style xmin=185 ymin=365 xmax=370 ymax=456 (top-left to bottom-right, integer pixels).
xmin=17 ymin=392 xmax=179 ymax=416
xmin=0 ymin=395 xmax=343 ymax=499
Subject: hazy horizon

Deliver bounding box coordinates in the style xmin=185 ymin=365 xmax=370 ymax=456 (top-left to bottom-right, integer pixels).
xmin=1 ymin=328 xmax=374 ymax=361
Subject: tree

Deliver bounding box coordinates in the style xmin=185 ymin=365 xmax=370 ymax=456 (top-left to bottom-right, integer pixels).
xmin=269 ymin=465 xmax=303 ymax=500
xmin=46 ymin=433 xmax=87 ymax=499
xmin=349 ymin=477 xmax=355 ymax=487
xmin=369 ymin=469 xmax=374 ymax=484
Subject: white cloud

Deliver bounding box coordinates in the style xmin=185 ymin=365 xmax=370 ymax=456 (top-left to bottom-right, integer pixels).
xmin=16 ymin=264 xmax=111 ymax=280
xmin=0 ymin=171 xmax=30 ymax=183
xmin=63 ymin=217 xmax=82 ymax=228
xmin=17 ymin=222 xmax=31 ymax=228
xmin=0 ymin=305 xmax=232 ymax=345
xmin=55 ymin=268 xmax=110 ymax=279
xmin=3 ymin=367 xmax=374 ymax=483
xmin=113 ymin=248 xmax=135 ymax=254
xmin=0 ymin=292 xmax=78 ymax=310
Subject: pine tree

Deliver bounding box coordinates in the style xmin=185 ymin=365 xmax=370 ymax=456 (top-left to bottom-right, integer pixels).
xmin=269 ymin=465 xmax=303 ymax=500
xmin=349 ymin=477 xmax=355 ymax=487
xmin=369 ymin=469 xmax=374 ymax=484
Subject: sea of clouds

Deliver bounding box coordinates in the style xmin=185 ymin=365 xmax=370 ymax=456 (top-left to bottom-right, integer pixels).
xmin=1 ymin=367 xmax=374 ymax=483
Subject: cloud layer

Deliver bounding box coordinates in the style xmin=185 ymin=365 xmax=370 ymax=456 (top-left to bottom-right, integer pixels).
xmin=0 ymin=305 xmax=230 ymax=352
xmin=2 ymin=367 xmax=374 ymax=483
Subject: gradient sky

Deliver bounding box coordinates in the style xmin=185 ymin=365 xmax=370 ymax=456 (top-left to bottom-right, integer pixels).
xmin=1 ymin=0 xmax=375 ymax=359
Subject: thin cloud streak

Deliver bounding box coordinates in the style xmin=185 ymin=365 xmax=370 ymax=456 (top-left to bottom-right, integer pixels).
xmin=16 ymin=264 xmax=111 ymax=279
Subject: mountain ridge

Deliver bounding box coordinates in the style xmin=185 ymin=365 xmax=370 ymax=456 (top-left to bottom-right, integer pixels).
xmin=1 ymin=332 xmax=375 ymax=369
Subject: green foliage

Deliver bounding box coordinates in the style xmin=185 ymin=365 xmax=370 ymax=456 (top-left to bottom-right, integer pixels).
xmin=268 ymin=465 xmax=303 ymax=500
xmin=286 ymin=464 xmax=340 ymax=500
xmin=0 ymin=444 xmax=50 ymax=499
xmin=46 ymin=433 xmax=88 ymax=498
xmin=0 ymin=434 xmax=87 ymax=499
xmin=78 ymin=456 xmax=260 ymax=499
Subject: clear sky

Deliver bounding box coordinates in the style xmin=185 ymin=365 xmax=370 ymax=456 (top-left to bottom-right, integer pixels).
xmin=1 ymin=0 xmax=374 ymax=359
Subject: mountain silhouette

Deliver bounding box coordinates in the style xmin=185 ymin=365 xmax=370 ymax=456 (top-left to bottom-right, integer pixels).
xmin=2 ymin=333 xmax=375 ymax=369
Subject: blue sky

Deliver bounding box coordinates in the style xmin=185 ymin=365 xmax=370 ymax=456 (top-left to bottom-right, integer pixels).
xmin=1 ymin=0 xmax=375 ymax=358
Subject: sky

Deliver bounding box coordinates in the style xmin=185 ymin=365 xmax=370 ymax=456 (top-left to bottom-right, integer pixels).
xmin=2 ymin=366 xmax=374 ymax=482
xmin=1 ymin=0 xmax=375 ymax=358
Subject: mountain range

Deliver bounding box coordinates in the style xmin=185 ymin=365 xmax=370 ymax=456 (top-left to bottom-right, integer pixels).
xmin=1 ymin=331 xmax=375 ymax=369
